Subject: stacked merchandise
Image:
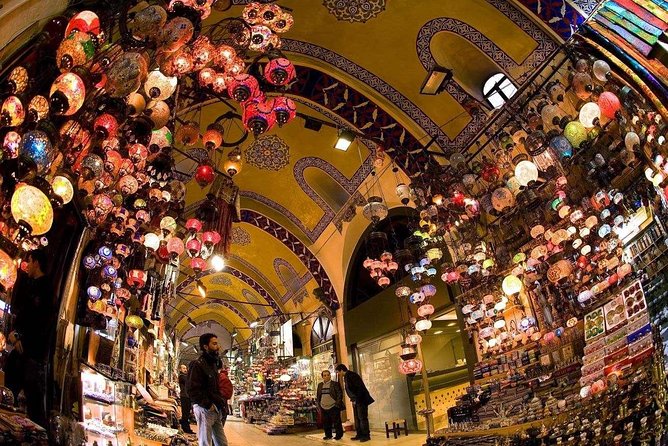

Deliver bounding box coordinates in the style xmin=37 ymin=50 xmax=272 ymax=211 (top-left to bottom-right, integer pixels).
xmin=624 ymin=216 xmax=668 ymax=362
xmin=0 ymin=412 xmax=48 ymax=445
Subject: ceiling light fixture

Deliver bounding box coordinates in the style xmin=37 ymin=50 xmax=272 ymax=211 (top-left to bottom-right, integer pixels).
xmin=181 ymin=341 xmax=188 ymax=347
xmin=303 ymin=116 xmax=323 ymax=132
xmin=196 ymin=280 xmax=207 ymax=298
xmin=420 ymin=65 xmax=453 ymax=95
xmin=249 ymin=320 xmax=259 ymax=329
xmin=211 ymin=254 xmax=225 ymax=272
xmin=231 ymin=331 xmax=238 ymax=338
xmin=188 ymin=318 xmax=197 ymax=329
xmin=334 ymin=128 xmax=356 ymax=151
xmin=433 ymin=330 xmax=443 ymax=335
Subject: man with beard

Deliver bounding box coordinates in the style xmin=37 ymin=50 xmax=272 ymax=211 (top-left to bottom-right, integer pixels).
xmin=187 ymin=334 xmax=228 ymax=446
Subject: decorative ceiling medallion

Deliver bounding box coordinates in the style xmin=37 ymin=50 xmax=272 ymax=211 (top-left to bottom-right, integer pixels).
xmin=322 ymin=0 xmax=386 ymax=23
xmin=244 ymin=135 xmax=290 ymax=171
xmin=210 ymin=275 xmax=233 ymax=286
xmin=231 ymin=226 xmax=251 ymax=246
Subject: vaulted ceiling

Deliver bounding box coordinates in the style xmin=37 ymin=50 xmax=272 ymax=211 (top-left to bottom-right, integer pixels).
xmin=166 ymin=0 xmax=572 ymax=343
xmin=0 ymin=0 xmax=594 ymax=346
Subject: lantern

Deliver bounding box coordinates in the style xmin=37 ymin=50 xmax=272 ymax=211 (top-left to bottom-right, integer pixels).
xmin=1 ymin=96 xmax=25 ymax=127
xmin=126 ymin=315 xmax=144 ymax=329
xmin=19 ymin=130 xmax=55 ymax=173
xmin=491 ymin=187 xmax=515 ymax=212
xmin=160 ymin=216 xmax=177 ymax=235
xmin=175 ymin=121 xmax=200 ymax=146
xmin=592 ymin=60 xmax=610 ymax=81
xmin=186 ymin=238 xmax=202 ymax=256
xmin=65 ymin=10 xmax=101 ymax=36
xmin=11 ymin=184 xmax=54 ymax=236
xmin=243 ymin=99 xmax=276 ymax=135
xmin=227 ymin=74 xmax=260 ymax=103
xmin=56 ymin=32 xmax=95 ymax=71
xmin=514 ymin=160 xmax=539 ymax=187
xmin=572 ymin=72 xmax=593 ymax=100
xmin=564 ymin=121 xmax=588 ymax=148
xmin=265 ymin=57 xmax=296 ymax=86
xmin=598 ymin=92 xmax=621 ymax=120
xmin=6 ymin=66 xmax=28 ymax=94
xmin=190 ymin=257 xmax=207 ymax=273
xmin=158 ymin=17 xmax=194 ymax=52
xmin=405 ymin=333 xmax=422 ymax=345
xmin=127 ymin=269 xmax=147 ymax=288
xmin=415 ymin=319 xmax=432 ymax=331
xmin=214 ymin=45 xmax=237 ymax=67
xmin=272 ymin=96 xmax=297 ymax=126
xmin=579 ymin=102 xmax=601 ymax=128
xmin=0 ymin=250 xmax=17 ymax=291
xmin=87 ymin=286 xmax=102 ymax=301
xmin=398 ymin=359 xmax=423 ymax=375
xmin=93 ymin=113 xmax=119 ymax=138
xmin=143 ymin=232 xmax=161 ymax=251
xmin=145 ymin=70 xmax=178 ymax=100
xmin=50 ymin=72 xmax=86 ymax=116
xmin=395 ymin=286 xmax=411 ymax=298
xmin=27 ymin=96 xmax=50 ymax=121
xmin=549 ymin=135 xmax=573 ymax=159
xmin=166 ymin=237 xmax=185 ymax=258
xmin=51 ymin=175 xmax=74 ymax=204
xmin=195 ymin=162 xmax=216 ymax=187
xmin=224 ymin=148 xmax=242 ymax=176
xmin=129 ymin=4 xmax=168 ymax=39
xmin=502 ymin=274 xmax=522 ymax=295
xmin=417 ymin=304 xmax=435 ymax=317
xmin=106 ymin=52 xmax=148 ymax=98
xmin=203 ymin=124 xmax=224 ymax=150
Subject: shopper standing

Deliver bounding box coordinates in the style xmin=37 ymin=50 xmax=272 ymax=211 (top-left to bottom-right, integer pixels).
xmin=7 ymin=250 xmax=53 ymax=429
xmin=178 ymin=364 xmax=195 ymax=434
xmin=187 ymin=334 xmax=228 ymax=446
xmin=316 ymin=370 xmax=344 ymax=440
xmin=335 ymin=364 xmax=374 ymax=442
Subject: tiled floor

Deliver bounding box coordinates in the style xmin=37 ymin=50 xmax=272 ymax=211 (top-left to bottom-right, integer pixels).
xmin=220 ymin=418 xmax=426 ymax=446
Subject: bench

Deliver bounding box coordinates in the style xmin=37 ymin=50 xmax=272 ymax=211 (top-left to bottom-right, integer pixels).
xmin=384 ymin=419 xmax=408 ymax=438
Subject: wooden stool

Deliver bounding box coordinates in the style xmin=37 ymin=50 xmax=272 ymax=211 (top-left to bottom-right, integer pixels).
xmin=384 ymin=419 xmax=408 ymax=438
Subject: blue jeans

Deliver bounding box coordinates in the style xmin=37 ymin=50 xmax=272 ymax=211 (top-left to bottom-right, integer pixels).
xmin=193 ymin=404 xmax=228 ymax=446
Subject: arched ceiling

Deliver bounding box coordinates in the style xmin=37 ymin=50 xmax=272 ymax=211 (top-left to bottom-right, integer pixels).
xmin=167 ymin=0 xmax=563 ymax=339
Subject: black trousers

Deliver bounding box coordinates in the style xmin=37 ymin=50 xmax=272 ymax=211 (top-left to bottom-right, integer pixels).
xmin=180 ymin=396 xmax=192 ymax=429
xmin=322 ymin=407 xmax=343 ymax=438
xmin=353 ymin=403 xmax=370 ymax=438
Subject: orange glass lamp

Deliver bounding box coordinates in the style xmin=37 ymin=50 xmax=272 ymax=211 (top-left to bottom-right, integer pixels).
xmin=11 ymin=183 xmax=54 ymax=237
xmin=0 ymin=250 xmax=17 ymax=291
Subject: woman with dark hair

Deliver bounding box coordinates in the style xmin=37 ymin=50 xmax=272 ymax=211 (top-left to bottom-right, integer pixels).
xmin=316 ymin=370 xmax=344 ymax=440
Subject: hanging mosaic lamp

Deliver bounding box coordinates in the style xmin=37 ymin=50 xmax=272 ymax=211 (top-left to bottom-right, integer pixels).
xmin=502 ymin=274 xmax=523 ymax=296
xmin=227 ymin=74 xmax=260 ymax=103
xmin=264 ymin=57 xmax=296 ymax=86
xmin=549 ymin=135 xmax=573 ymax=159
xmin=579 ymin=102 xmax=601 ymax=128
xmin=27 ymin=95 xmax=50 ymax=121
xmin=224 ymin=148 xmax=243 ymax=176
xmin=598 ymin=92 xmax=621 ymax=120
xmin=514 ymin=160 xmax=539 ymax=187
xmin=0 ymin=250 xmax=17 ymax=291
xmin=11 ymin=183 xmax=54 ymax=236
xmin=51 ymin=175 xmax=74 ymax=204
xmin=49 ymin=72 xmax=86 ymax=116
xmin=6 ymin=66 xmax=28 ymax=94
xmin=1 ymin=96 xmax=25 ymax=127
xmin=398 ymin=358 xmax=423 ymax=375
xmin=19 ymin=130 xmax=55 ymax=174
xmin=563 ymin=121 xmax=588 ymax=148
xmin=415 ymin=319 xmax=432 ymax=332
xmin=126 ymin=314 xmax=144 ymax=329
xmin=592 ymin=60 xmax=611 ymax=81
xmin=272 ymin=96 xmax=297 ymax=126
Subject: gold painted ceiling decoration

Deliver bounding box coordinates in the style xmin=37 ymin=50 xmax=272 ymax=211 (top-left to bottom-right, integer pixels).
xmin=321 ymin=0 xmax=387 ymax=23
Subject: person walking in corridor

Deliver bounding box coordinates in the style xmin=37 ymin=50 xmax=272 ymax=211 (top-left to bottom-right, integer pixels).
xmin=335 ymin=364 xmax=374 ymax=442
xmin=178 ymin=364 xmax=195 ymax=434
xmin=188 ymin=334 xmax=228 ymax=446
xmin=316 ymin=370 xmax=344 ymax=440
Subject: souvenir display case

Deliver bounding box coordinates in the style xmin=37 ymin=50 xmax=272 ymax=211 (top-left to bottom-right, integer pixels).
xmin=80 ymin=365 xmax=134 ymax=445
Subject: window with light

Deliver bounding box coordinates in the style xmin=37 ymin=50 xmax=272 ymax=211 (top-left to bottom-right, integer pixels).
xmin=483 ymin=73 xmax=517 ymax=109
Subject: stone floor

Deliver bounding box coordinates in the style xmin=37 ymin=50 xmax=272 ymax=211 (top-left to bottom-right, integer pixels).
xmin=218 ymin=418 xmax=426 ymax=446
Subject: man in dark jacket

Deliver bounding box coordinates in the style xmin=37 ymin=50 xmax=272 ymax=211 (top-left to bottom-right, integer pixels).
xmin=178 ymin=364 xmax=195 ymax=434
xmin=316 ymin=370 xmax=344 ymax=440
xmin=7 ymin=250 xmax=53 ymax=429
xmin=187 ymin=334 xmax=227 ymax=446
xmin=335 ymin=364 xmax=374 ymax=442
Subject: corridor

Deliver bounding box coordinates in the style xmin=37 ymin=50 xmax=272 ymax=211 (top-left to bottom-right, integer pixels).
xmin=219 ymin=418 xmax=425 ymax=446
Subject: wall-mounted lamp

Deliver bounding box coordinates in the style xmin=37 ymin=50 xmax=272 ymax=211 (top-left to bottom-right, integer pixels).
xmin=420 ymin=65 xmax=453 ymax=95
xmin=335 ymin=128 xmax=356 ymax=151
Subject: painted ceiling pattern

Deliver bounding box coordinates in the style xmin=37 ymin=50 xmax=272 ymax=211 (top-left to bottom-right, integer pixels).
xmin=245 ymin=135 xmax=290 ymax=171
xmin=322 ymin=0 xmax=387 ymax=23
